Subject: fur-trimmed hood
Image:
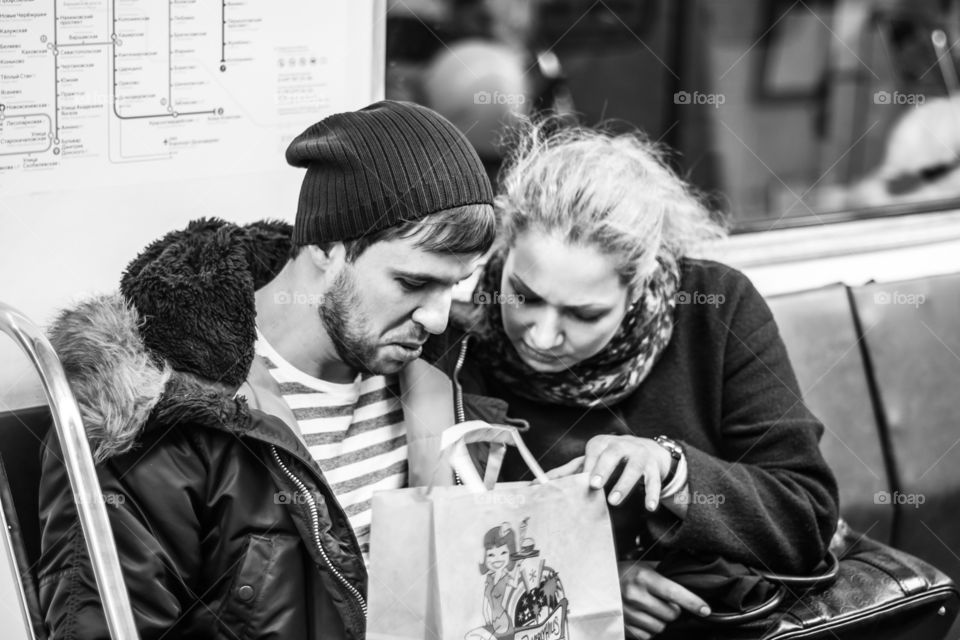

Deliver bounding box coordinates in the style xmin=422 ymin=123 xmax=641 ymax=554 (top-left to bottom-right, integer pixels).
xmin=48 ymin=293 xmax=257 ymax=462
xmin=46 ymin=219 xmax=293 ymax=462
xmin=117 ymin=218 xmax=294 ymax=389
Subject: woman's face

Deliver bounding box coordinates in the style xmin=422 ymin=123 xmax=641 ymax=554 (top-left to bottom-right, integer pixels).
xmin=500 ymin=231 xmax=630 ymax=372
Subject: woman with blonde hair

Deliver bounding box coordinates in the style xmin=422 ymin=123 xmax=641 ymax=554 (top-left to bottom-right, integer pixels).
xmin=425 ymin=123 xmax=839 ymax=639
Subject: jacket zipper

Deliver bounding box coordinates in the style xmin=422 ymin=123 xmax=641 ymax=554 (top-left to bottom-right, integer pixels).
xmin=454 ymin=335 xmax=530 ymax=434
xmin=452 ymin=336 xmax=471 ymax=486
xmin=270 ymin=446 xmax=368 ymax=620
xmin=453 ymin=335 xmax=469 ymax=424
xmin=450 ymin=335 xmax=530 ymax=487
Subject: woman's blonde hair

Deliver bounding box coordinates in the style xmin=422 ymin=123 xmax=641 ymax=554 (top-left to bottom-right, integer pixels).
xmin=496 ymin=120 xmax=727 ymax=294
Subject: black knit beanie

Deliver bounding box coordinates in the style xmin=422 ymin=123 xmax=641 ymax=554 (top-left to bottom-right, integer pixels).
xmin=286 ymin=100 xmax=494 ymax=244
xmin=119 ymin=218 xmax=256 ymax=388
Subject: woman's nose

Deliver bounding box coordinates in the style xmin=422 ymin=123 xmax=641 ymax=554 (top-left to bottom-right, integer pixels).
xmin=526 ymin=310 xmax=564 ymax=350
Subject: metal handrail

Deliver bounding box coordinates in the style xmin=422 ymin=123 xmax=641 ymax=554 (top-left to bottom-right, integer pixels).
xmin=0 ymin=302 xmax=139 ymax=640
xmin=0 ymin=471 xmax=36 ymax=640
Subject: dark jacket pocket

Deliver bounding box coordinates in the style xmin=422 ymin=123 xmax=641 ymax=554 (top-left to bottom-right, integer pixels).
xmin=216 ymin=534 xmax=282 ymax=640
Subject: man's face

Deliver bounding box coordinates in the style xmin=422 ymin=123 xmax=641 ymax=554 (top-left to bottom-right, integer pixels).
xmin=320 ymin=233 xmax=483 ymax=375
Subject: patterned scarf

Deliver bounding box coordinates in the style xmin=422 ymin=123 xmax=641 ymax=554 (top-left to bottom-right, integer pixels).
xmin=467 ymin=250 xmax=681 ymax=408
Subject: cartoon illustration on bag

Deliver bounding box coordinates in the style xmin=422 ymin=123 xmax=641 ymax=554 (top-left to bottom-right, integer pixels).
xmin=465 ymin=518 xmax=569 ymax=640
xmin=465 ymin=523 xmax=519 ymax=640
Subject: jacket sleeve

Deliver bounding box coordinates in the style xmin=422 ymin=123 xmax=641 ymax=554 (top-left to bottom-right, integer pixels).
xmin=655 ymin=276 xmax=840 ymax=574
xmin=37 ymin=429 xmax=206 ymax=639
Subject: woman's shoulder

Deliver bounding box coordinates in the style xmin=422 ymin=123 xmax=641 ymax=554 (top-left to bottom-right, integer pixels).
xmin=676 ymin=257 xmax=771 ymax=327
xmin=678 ymin=257 xmax=756 ymax=295
xmin=677 ymin=258 xmax=773 ymax=335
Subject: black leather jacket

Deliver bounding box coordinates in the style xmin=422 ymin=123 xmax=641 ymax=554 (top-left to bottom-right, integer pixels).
xmin=37 ymin=294 xmax=367 ymax=639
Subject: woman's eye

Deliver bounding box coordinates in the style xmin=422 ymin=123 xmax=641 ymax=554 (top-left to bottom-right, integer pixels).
xmin=570 ymin=310 xmax=605 ymax=322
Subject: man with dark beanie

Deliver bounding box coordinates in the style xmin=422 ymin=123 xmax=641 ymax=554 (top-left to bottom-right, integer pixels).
xmin=38 ymin=220 xmax=368 ymax=639
xmin=248 ymin=100 xmax=497 ymax=556
xmin=36 ymin=101 xmax=496 ymax=639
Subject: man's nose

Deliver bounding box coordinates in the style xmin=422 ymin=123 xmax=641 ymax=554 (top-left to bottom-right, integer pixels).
xmin=411 ymin=289 xmax=452 ymax=335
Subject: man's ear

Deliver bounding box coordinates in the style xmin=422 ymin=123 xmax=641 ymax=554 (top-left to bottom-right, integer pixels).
xmin=306 ymin=243 xmax=346 ymax=273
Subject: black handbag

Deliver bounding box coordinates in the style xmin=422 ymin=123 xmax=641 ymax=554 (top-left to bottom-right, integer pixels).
xmin=658 ymin=520 xmax=960 ymax=640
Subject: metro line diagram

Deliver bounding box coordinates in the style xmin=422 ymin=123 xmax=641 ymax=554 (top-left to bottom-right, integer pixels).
xmin=0 ymin=0 xmax=244 ymax=162
xmin=1 ymin=0 xmax=353 ymax=195
xmin=108 ymin=0 xmax=226 ymax=121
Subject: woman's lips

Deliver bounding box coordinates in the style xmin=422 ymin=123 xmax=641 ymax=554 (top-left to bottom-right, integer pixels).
xmin=519 ymin=343 xmax=562 ymax=364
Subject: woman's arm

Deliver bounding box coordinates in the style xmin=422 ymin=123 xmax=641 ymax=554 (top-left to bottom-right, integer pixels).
xmin=654 ymin=277 xmax=840 ymax=573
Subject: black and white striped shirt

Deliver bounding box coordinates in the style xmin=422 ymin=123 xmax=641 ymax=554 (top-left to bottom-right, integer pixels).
xmin=256 ymin=334 xmax=407 ymax=554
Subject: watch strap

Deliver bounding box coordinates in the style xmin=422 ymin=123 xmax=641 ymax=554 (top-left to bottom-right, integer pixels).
xmin=655 ymin=435 xmax=683 ymax=487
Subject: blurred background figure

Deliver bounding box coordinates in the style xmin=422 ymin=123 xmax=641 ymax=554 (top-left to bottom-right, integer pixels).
xmin=845 ymin=96 xmax=960 ymax=208
xmin=386 ymin=0 xmax=576 ymax=186
xmin=420 ymin=39 xmax=533 ymax=184
xmin=386 ymin=0 xmax=960 ymax=226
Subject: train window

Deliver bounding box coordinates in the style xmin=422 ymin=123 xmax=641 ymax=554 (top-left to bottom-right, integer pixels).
xmin=385 ymin=0 xmax=960 ymax=232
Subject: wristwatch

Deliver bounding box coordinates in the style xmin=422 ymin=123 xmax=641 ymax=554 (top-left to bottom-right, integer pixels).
xmin=654 ymin=435 xmax=683 ymax=486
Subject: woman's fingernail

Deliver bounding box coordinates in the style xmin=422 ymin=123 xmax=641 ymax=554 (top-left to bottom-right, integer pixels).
xmin=590 ymin=475 xmax=603 ymax=489
xmin=609 ymin=491 xmax=622 ymax=505
xmin=699 ymin=606 xmax=711 ymax=617
xmin=646 ymin=500 xmax=657 ymax=511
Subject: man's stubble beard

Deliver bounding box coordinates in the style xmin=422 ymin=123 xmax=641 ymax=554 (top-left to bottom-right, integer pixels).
xmin=318 ymin=268 xmax=382 ymax=374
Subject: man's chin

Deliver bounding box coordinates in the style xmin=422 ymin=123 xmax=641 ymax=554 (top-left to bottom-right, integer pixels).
xmin=365 ymin=359 xmax=405 ymax=376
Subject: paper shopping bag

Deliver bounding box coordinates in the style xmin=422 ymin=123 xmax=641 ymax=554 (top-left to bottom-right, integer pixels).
xmin=368 ymin=483 xmax=480 ymax=640
xmin=367 ymin=423 xmax=624 ymax=640
xmin=435 ymin=475 xmax=623 ymax=640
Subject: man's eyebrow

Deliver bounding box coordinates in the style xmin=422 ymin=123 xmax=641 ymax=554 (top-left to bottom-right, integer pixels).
xmin=392 ymin=269 xmax=463 ymax=287
xmin=509 ymin=274 xmax=611 ymax=312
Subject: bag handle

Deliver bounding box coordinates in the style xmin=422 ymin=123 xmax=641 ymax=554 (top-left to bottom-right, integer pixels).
xmin=757 ymin=550 xmax=840 ymax=589
xmin=703 ymin=586 xmax=786 ymax=625
xmin=440 ymin=421 xmax=549 ymax=491
xmin=702 ymin=551 xmax=839 ymax=625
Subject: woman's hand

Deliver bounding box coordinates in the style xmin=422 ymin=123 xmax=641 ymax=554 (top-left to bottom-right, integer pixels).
xmin=619 ymin=561 xmax=710 ymax=639
xmin=546 ymin=435 xmax=672 ymax=510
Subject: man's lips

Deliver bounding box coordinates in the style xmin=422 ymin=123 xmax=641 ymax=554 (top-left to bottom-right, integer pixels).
xmin=389 ymin=342 xmax=424 ymax=360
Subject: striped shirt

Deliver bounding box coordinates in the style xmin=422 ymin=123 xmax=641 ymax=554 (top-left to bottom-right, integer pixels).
xmin=256 ymin=333 xmax=407 ymax=554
